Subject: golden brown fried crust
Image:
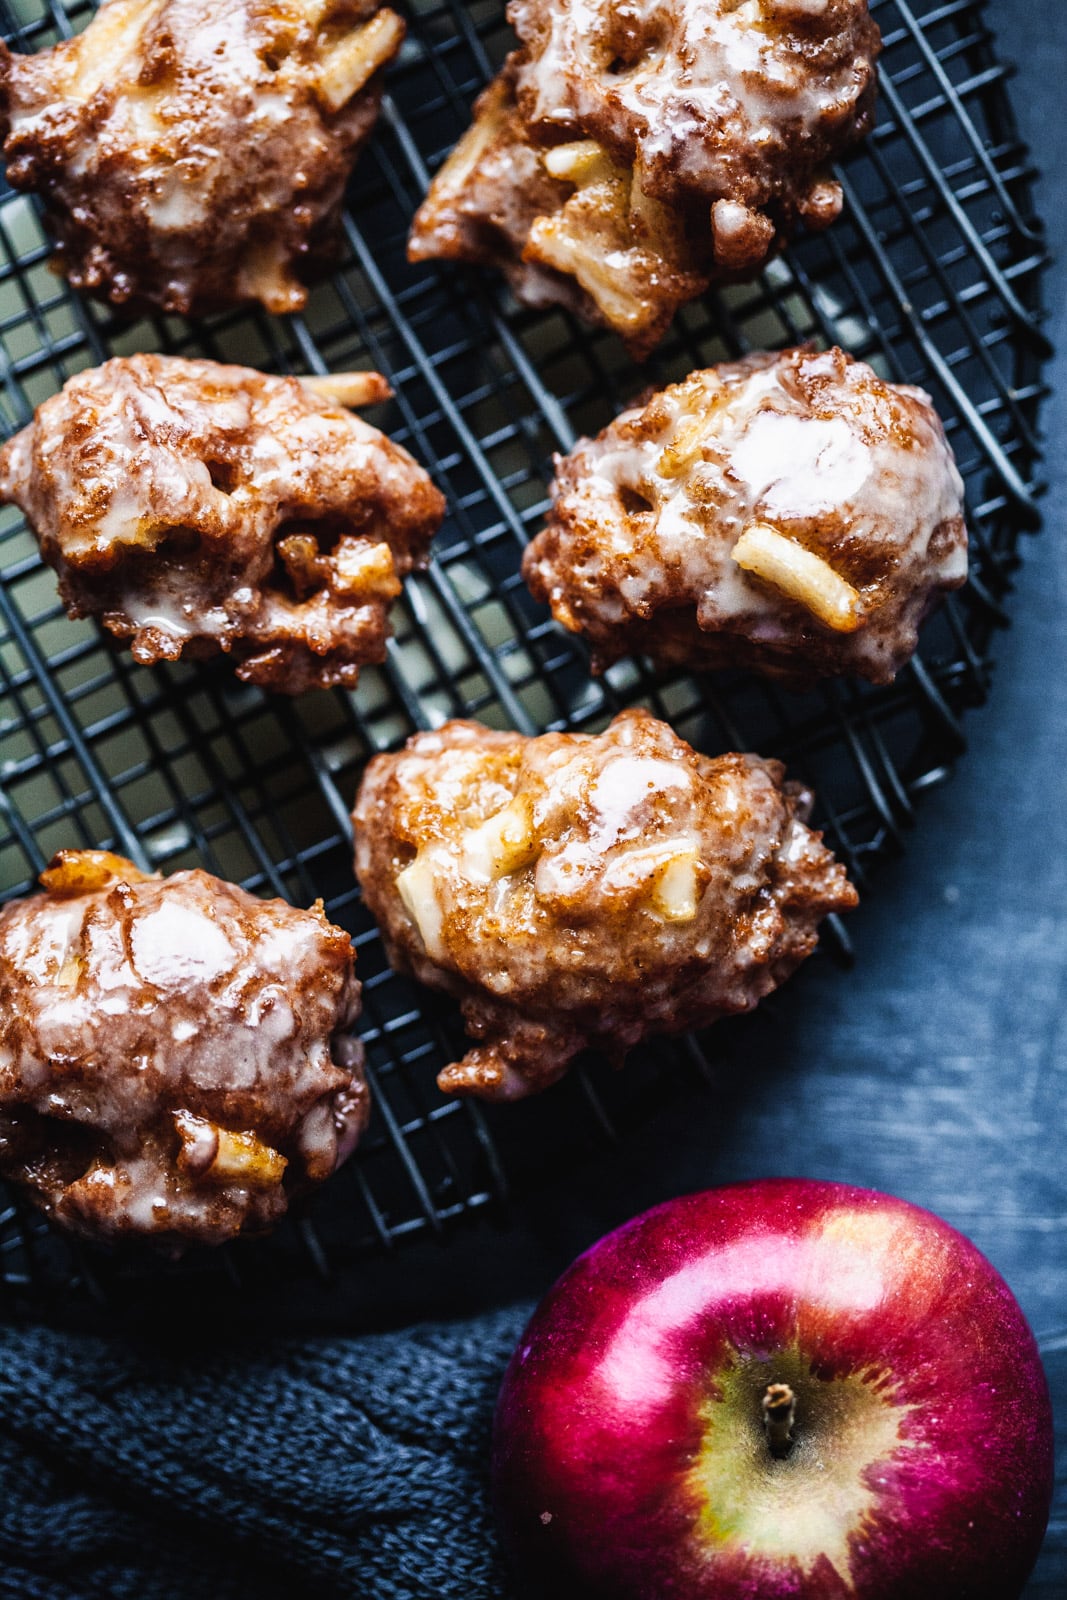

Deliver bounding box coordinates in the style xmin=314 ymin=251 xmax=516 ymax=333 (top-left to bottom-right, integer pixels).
xmin=409 ymin=66 xmax=602 ymax=323
xmin=0 ymin=0 xmax=405 ymax=316
xmin=0 ymin=354 xmax=446 ymax=694
xmin=408 ymin=60 xmax=710 ymax=355
xmin=410 ymin=1 xmax=880 ymax=355
xmin=352 ymin=708 xmax=857 ymax=1100
xmin=522 ymin=346 xmax=968 ymax=687
xmin=0 ymin=851 xmax=368 ymax=1247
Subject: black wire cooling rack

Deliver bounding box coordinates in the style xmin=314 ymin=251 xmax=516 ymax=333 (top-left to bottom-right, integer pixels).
xmin=0 ymin=0 xmax=1050 ymax=1320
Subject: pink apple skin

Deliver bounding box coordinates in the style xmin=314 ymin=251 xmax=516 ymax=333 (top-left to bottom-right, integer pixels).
xmin=492 ymin=1180 xmax=1053 ymax=1600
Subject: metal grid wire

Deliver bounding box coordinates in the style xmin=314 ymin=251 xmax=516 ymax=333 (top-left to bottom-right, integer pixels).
xmin=0 ymin=0 xmax=1050 ymax=1317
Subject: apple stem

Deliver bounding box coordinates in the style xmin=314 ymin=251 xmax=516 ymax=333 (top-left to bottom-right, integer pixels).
xmin=762 ymin=1383 xmax=796 ymax=1459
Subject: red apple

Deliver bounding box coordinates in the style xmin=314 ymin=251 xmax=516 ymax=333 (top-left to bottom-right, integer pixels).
xmin=493 ymin=1180 xmax=1053 ymax=1599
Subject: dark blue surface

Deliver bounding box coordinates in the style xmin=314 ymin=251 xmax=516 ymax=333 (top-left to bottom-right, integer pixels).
xmin=0 ymin=1 xmax=1063 ymax=1593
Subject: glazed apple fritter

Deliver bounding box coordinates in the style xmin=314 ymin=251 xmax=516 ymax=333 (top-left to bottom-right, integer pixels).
xmin=0 ymin=354 xmax=446 ymax=693
xmin=353 ymin=708 xmax=857 ymax=1100
xmin=410 ymin=0 xmax=881 ymax=355
xmin=0 ymin=0 xmax=405 ymax=315
xmin=0 ymin=850 xmax=368 ymax=1246
xmin=523 ymin=347 xmax=968 ymax=687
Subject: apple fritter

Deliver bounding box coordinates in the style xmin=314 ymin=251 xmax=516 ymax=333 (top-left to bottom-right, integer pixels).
xmin=523 ymin=347 xmax=967 ymax=686
xmin=0 ymin=0 xmax=405 ymax=315
xmin=0 ymin=851 xmax=367 ymax=1246
xmin=0 ymin=354 xmax=446 ymax=693
xmin=353 ymin=708 xmax=856 ymax=1100
xmin=410 ymin=1 xmax=880 ymax=356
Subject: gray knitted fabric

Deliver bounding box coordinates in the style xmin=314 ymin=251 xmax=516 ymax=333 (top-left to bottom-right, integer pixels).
xmin=0 ymin=1305 xmax=530 ymax=1599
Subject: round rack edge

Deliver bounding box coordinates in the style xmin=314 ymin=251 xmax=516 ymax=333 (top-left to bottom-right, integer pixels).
xmin=0 ymin=0 xmax=1051 ymax=1324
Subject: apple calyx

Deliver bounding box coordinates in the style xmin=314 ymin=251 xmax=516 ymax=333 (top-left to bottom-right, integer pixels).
xmin=762 ymin=1382 xmax=796 ymax=1459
